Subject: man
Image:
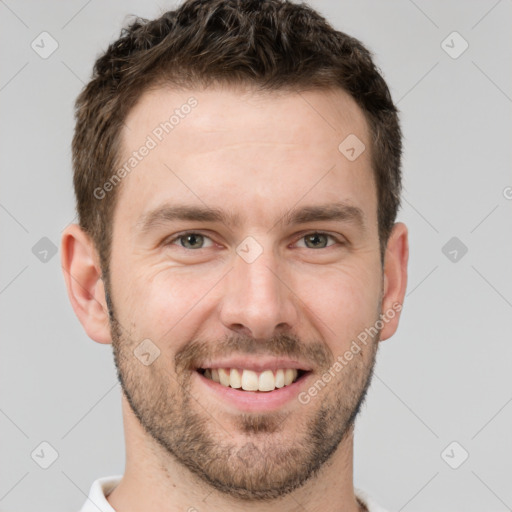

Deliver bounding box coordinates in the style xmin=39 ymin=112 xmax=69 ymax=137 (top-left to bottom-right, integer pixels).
xmin=61 ymin=0 xmax=408 ymax=510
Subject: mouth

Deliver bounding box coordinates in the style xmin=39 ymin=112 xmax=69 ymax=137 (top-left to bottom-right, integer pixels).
xmin=196 ymin=367 xmax=310 ymax=392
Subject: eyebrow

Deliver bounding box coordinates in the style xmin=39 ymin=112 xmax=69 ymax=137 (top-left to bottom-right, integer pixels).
xmin=136 ymin=201 xmax=366 ymax=235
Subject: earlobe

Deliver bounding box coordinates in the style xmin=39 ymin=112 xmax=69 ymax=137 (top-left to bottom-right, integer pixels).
xmin=379 ymin=222 xmax=409 ymax=341
xmin=61 ymin=224 xmax=112 ymax=344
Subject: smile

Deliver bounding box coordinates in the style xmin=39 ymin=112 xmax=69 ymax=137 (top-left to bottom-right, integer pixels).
xmin=198 ymin=367 xmax=308 ymax=392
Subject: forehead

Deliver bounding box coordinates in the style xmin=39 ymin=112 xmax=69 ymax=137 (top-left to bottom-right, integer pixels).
xmin=124 ymin=84 xmax=369 ymax=150
xmin=114 ymin=85 xmax=376 ymax=233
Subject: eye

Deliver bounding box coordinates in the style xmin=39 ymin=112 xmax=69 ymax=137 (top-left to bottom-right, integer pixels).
xmin=164 ymin=231 xmax=344 ymax=251
xmin=167 ymin=232 xmax=215 ymax=250
xmin=295 ymin=232 xmax=342 ymax=249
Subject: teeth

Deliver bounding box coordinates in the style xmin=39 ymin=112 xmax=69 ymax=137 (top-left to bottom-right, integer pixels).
xmin=275 ymin=369 xmax=285 ymax=388
xmin=203 ymin=367 xmax=300 ymax=392
xmin=258 ymin=370 xmax=275 ymax=392
xmin=218 ymin=368 xmax=230 ymax=387
xmin=284 ymin=368 xmax=295 ymax=386
xmin=241 ymin=369 xmax=259 ymax=391
xmin=229 ymin=368 xmax=242 ymax=388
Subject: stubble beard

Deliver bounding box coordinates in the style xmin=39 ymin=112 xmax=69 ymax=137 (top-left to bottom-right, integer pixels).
xmin=108 ymin=295 xmax=380 ymax=501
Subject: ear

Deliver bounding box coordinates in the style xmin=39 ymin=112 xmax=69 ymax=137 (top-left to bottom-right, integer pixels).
xmin=379 ymin=222 xmax=409 ymax=341
xmin=61 ymin=224 xmax=112 ymax=344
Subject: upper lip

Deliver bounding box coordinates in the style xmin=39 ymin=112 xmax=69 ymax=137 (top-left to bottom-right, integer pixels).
xmin=197 ymin=357 xmax=312 ymax=372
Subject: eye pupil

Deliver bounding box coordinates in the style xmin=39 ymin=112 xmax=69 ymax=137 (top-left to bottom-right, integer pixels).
xmin=182 ymin=233 xmax=203 ymax=249
xmin=305 ymin=233 xmax=327 ymax=248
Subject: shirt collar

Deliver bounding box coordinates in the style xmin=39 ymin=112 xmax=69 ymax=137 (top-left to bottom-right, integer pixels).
xmin=80 ymin=477 xmax=389 ymax=512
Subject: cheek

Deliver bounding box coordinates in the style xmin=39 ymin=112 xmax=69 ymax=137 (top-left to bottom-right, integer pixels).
xmin=124 ymin=264 xmax=226 ymax=338
xmin=296 ymin=262 xmax=381 ymax=350
xmin=113 ymin=244 xmax=382 ymax=348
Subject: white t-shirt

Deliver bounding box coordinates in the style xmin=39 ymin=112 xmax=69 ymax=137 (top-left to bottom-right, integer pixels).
xmin=79 ymin=476 xmax=390 ymax=512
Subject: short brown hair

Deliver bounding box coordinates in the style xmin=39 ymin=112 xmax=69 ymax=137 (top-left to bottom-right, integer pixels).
xmin=72 ymin=0 xmax=402 ymax=278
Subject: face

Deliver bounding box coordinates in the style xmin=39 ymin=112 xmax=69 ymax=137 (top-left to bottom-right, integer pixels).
xmin=107 ymin=85 xmax=385 ymax=500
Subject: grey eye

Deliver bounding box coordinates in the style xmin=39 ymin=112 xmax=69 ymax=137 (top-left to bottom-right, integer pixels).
xmin=173 ymin=233 xmax=214 ymax=249
xmin=299 ymin=232 xmax=335 ymax=249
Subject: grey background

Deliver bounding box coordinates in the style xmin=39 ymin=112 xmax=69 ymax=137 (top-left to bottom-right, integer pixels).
xmin=1 ymin=0 xmax=511 ymax=510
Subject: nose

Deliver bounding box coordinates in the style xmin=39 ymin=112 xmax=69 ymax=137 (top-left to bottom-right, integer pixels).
xmin=219 ymin=245 xmax=299 ymax=341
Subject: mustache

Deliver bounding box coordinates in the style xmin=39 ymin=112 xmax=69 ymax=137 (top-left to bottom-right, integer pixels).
xmin=175 ymin=332 xmax=333 ymax=374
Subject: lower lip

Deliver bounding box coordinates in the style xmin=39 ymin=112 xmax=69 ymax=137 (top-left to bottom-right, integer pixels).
xmin=195 ymin=371 xmax=311 ymax=412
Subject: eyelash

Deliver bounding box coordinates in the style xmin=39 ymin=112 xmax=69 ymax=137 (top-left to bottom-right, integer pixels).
xmin=164 ymin=231 xmax=345 ymax=250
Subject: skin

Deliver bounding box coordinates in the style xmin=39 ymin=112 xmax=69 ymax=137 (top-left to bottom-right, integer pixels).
xmin=61 ymin=85 xmax=408 ymax=512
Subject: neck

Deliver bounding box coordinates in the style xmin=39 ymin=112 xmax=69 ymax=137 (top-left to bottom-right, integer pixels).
xmin=107 ymin=395 xmax=362 ymax=512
